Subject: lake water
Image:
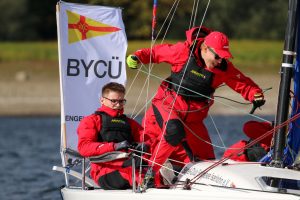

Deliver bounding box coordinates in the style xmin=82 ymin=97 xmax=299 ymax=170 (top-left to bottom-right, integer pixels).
xmin=0 ymin=115 xmax=273 ymax=200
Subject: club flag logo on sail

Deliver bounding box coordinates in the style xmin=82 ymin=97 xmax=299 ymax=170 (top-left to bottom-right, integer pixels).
xmin=67 ymin=10 xmax=121 ymax=44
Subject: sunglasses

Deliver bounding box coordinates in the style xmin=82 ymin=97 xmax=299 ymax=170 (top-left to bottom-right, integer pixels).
xmin=208 ymin=47 xmax=221 ymax=60
xmin=103 ymin=97 xmax=127 ymax=105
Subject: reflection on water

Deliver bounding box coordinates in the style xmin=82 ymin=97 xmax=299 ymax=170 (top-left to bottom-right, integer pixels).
xmin=0 ymin=115 xmax=273 ymax=200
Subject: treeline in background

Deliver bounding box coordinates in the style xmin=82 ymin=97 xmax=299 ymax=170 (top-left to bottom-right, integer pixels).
xmin=0 ymin=0 xmax=288 ymax=41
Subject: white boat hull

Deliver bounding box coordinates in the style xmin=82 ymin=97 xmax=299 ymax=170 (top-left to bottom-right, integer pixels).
xmin=61 ymin=185 xmax=300 ymax=200
xmin=59 ymin=161 xmax=300 ymax=200
xmin=177 ymin=160 xmax=300 ymax=194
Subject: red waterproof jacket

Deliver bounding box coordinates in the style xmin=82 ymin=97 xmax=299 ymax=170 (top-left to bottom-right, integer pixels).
xmin=223 ymin=140 xmax=269 ymax=162
xmin=77 ymin=105 xmax=145 ymax=183
xmin=134 ymin=27 xmax=262 ymax=102
xmin=223 ymin=121 xmax=272 ymax=162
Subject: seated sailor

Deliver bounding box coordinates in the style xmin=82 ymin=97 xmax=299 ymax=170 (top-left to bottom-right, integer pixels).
xmin=77 ymin=82 xmax=151 ymax=189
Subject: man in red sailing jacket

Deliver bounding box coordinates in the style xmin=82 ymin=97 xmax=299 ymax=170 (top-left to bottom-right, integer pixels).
xmin=126 ymin=27 xmax=266 ymax=183
xmin=223 ymin=120 xmax=273 ymax=162
xmin=77 ymin=82 xmax=151 ymax=189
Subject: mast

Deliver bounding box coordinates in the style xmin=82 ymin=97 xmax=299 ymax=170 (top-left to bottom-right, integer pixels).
xmin=271 ymin=0 xmax=299 ymax=167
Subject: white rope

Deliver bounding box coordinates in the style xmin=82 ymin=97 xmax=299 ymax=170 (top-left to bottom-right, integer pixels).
xmin=127 ymin=0 xmax=273 ymax=183
xmin=126 ymin=1 xmax=184 ymax=179
xmin=189 ymin=0 xmax=197 ymax=29
xmin=149 ymin=0 xmax=212 ymax=171
xmin=130 ymin=150 xmax=230 ymax=190
xmin=208 ymin=113 xmax=227 ymax=149
xmin=189 ymin=0 xmax=201 ymax=29
xmin=136 ymin=67 xmax=271 ymax=123
xmin=127 ymin=0 xmax=181 ymax=118
xmin=159 ymin=0 xmax=181 ymax=43
xmin=127 ymin=67 xmax=154 ymax=118
xmin=130 ymin=148 xmax=187 ymax=165
xmin=132 ymin=1 xmax=185 ymax=187
xmin=131 ymin=92 xmax=156 ymax=120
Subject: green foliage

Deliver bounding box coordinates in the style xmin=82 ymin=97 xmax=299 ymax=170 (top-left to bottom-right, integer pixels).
xmin=203 ymin=0 xmax=288 ymax=39
xmin=0 ymin=0 xmax=28 ymax=40
xmin=0 ymin=0 xmax=59 ymax=41
xmin=0 ymin=0 xmax=290 ymax=41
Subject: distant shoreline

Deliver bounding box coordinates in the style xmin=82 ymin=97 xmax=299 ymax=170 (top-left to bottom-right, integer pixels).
xmin=0 ymin=73 xmax=279 ymax=117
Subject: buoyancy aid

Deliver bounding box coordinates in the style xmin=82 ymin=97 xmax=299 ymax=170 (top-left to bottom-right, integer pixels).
xmin=170 ymin=56 xmax=216 ymax=101
xmin=245 ymin=140 xmax=268 ymax=162
xmin=95 ymin=111 xmax=132 ymax=143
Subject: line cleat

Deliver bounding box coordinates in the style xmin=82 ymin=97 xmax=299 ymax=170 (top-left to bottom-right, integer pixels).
xmin=140 ymin=167 xmax=155 ymax=192
xmin=183 ymin=178 xmax=191 ymax=190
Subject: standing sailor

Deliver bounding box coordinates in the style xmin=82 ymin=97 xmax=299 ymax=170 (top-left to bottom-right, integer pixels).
xmin=127 ymin=26 xmax=265 ymax=185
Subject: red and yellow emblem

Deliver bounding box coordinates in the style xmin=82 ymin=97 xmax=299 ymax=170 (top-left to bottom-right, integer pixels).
xmin=67 ymin=10 xmax=121 ymax=44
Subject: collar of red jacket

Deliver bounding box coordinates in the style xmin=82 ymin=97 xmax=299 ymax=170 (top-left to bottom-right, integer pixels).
xmin=98 ymin=105 xmax=124 ymax=117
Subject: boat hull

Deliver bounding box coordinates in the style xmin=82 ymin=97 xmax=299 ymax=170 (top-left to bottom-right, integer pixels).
xmin=61 ymin=186 xmax=300 ymax=200
xmin=60 ymin=161 xmax=300 ymax=200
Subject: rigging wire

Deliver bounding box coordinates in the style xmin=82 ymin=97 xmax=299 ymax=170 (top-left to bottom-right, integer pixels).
xmin=130 ymin=148 xmax=186 ymax=166
xmin=127 ymin=67 xmax=155 ymax=119
xmin=208 ymin=114 xmax=227 ymax=149
xmin=149 ymin=0 xmax=212 ymax=175
xmin=160 ymin=0 xmax=181 ymax=42
xmin=135 ymin=67 xmax=271 ymax=122
xmin=187 ymin=112 xmax=300 ymax=188
xmin=130 ymin=67 xmax=272 ymax=153
xmin=126 ymin=0 xmax=274 ymax=189
xmin=130 ymin=150 xmax=226 ymax=190
xmin=126 ymin=0 xmax=181 ymax=117
xmin=137 ymin=0 xmax=183 ymax=188
xmin=189 ymin=0 xmax=201 ymax=29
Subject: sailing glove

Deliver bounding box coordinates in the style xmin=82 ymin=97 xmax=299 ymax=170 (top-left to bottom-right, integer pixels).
xmin=122 ymin=154 xmax=146 ymax=168
xmin=252 ymin=92 xmax=265 ymax=107
xmin=126 ymin=55 xmax=139 ymax=69
xmin=134 ymin=142 xmax=150 ymax=153
xmin=114 ymin=140 xmax=130 ymax=151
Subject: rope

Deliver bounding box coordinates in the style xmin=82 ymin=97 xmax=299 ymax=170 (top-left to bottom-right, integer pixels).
xmin=129 ymin=148 xmax=186 ymax=166
xmin=137 ymin=0 xmax=184 ymax=188
xmin=208 ymin=114 xmax=227 ymax=149
xmin=186 ymin=112 xmax=300 ymax=188
xmin=126 ymin=0 xmax=273 ymax=190
xmin=189 ymin=0 xmax=200 ymax=28
xmin=135 ymin=67 xmax=271 ymax=122
xmin=149 ymin=0 xmax=212 ymax=176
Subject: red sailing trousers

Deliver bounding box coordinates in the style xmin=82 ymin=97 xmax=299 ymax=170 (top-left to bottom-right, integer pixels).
xmin=142 ymin=82 xmax=215 ymax=173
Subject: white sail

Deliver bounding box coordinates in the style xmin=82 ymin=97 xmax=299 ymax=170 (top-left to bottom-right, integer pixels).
xmin=56 ymin=1 xmax=127 ymax=150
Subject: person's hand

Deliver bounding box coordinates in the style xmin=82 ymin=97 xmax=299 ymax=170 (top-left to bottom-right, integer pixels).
xmin=126 ymin=55 xmax=139 ymax=69
xmin=134 ymin=142 xmax=149 ymax=153
xmin=114 ymin=141 xmax=130 ymax=151
xmin=252 ymin=92 xmax=265 ymax=107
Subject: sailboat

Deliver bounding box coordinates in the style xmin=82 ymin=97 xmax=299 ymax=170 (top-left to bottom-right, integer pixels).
xmin=53 ymin=0 xmax=300 ymax=199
